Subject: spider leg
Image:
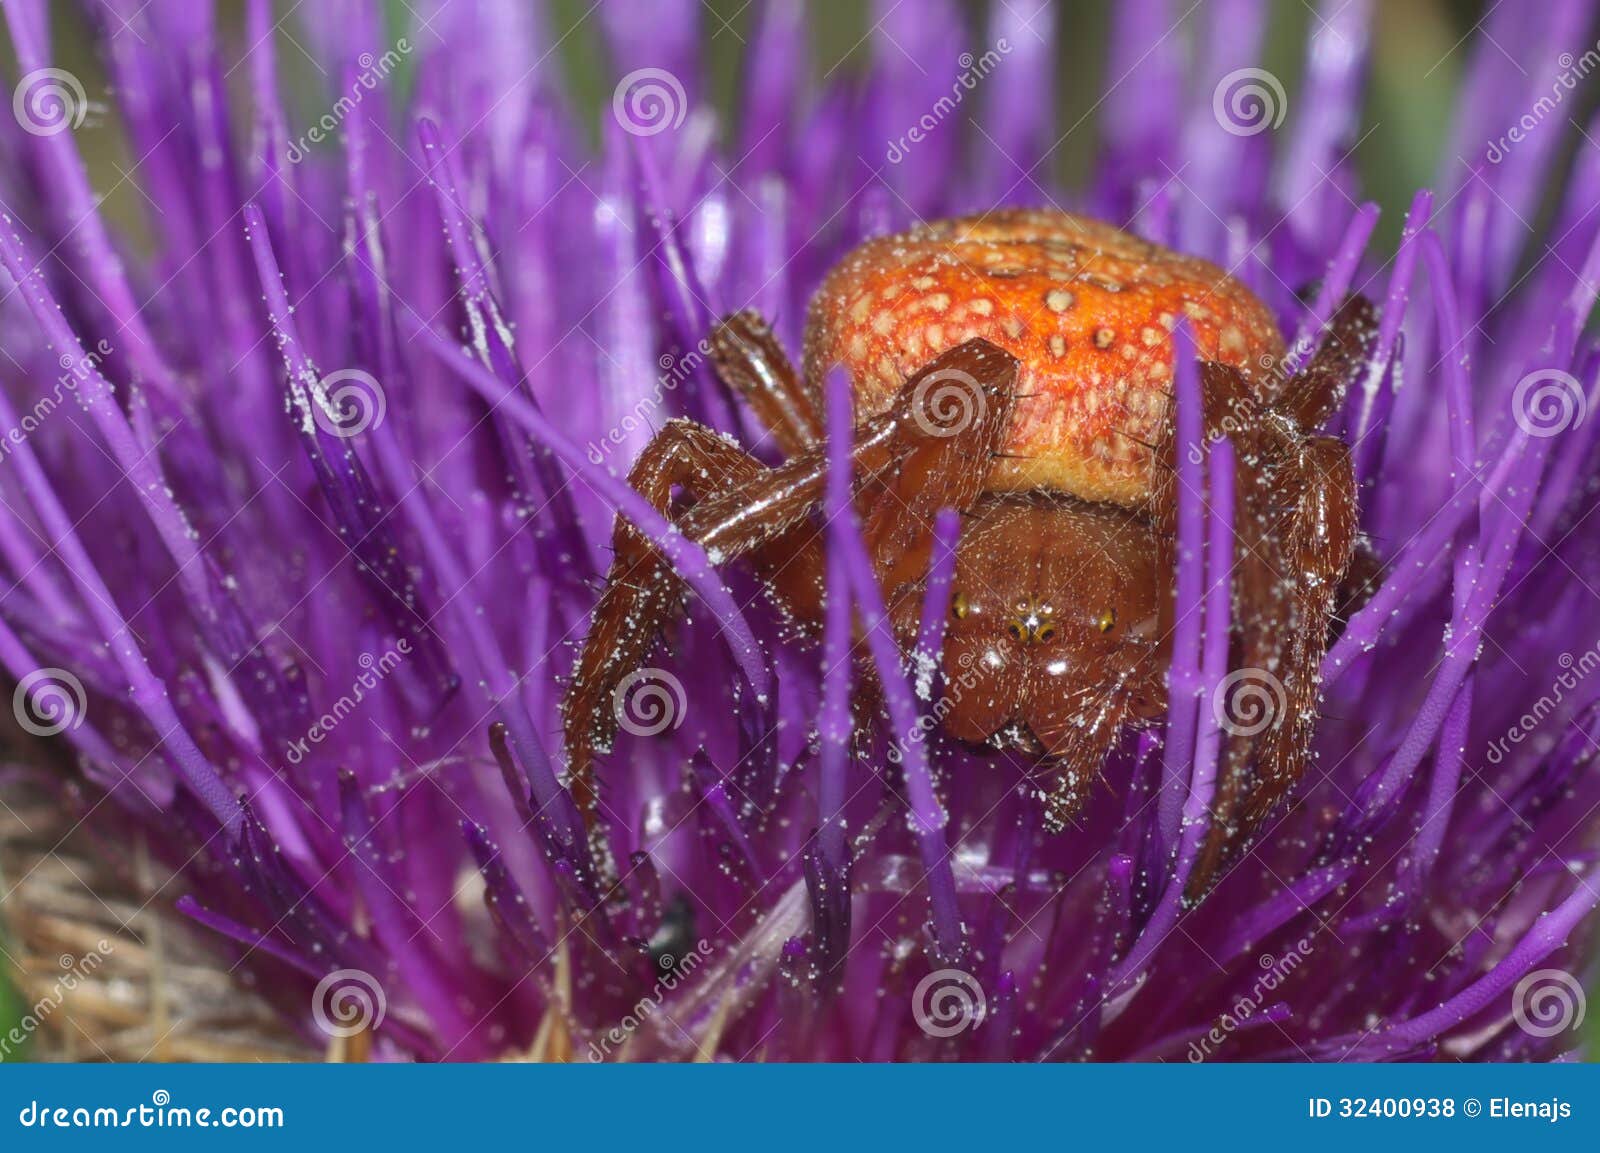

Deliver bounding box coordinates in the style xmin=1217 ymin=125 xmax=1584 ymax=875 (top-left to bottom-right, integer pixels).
xmin=562 ymin=418 xmax=782 ymax=842
xmin=709 ymin=310 xmax=823 ymax=456
xmin=1332 ymin=533 xmax=1385 ymax=636
xmin=1186 ymin=415 xmax=1295 ymax=894
xmin=1150 ymin=360 xmax=1260 ymax=539
xmin=564 ymin=340 xmax=1020 ymax=844
xmin=1156 ymin=359 xmax=1303 ymax=894
xmin=1276 ymin=294 xmax=1378 ymax=429
xmin=1188 ymin=430 xmax=1357 ymax=896
xmin=1149 ymin=305 xmax=1373 ymax=898
xmin=1241 ymin=434 xmax=1357 ymax=826
xmin=1032 ymin=676 xmax=1142 ymax=833
xmin=857 ymin=344 xmax=1020 ymax=592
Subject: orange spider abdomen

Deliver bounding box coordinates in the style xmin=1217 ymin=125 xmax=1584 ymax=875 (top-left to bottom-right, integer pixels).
xmin=803 ymin=210 xmax=1286 ymax=506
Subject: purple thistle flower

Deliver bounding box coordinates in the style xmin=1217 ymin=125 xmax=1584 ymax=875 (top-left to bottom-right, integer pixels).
xmin=0 ymin=0 xmax=1597 ymax=1063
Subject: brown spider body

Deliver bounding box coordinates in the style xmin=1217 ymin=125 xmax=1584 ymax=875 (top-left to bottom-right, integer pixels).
xmin=910 ymin=492 xmax=1169 ymax=751
xmin=563 ymin=209 xmax=1376 ymax=892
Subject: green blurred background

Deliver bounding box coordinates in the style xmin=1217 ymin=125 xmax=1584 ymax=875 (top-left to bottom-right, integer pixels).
xmin=0 ymin=0 xmax=1565 ymax=253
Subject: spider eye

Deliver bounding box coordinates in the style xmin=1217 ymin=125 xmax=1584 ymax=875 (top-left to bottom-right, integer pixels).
xmin=1097 ymin=608 xmax=1117 ymax=633
xmin=951 ymin=591 xmax=970 ymax=620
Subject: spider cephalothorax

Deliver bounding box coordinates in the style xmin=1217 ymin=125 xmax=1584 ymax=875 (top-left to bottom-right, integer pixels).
xmin=563 ymin=209 xmax=1376 ymax=891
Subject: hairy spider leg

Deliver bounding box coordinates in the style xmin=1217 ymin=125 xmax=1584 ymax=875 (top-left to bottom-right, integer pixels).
xmin=1184 ymin=298 xmax=1375 ymax=896
xmin=563 ymin=339 xmax=1021 ymax=868
xmin=710 ymin=310 xmax=824 ymax=456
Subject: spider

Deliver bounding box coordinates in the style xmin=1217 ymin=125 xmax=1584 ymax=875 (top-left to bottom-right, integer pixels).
xmin=563 ymin=209 xmax=1376 ymax=890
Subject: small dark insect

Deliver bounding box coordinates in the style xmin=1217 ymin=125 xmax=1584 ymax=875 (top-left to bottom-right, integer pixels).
xmin=648 ymin=893 xmax=697 ymax=977
xmin=564 ymin=209 xmax=1377 ymax=892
